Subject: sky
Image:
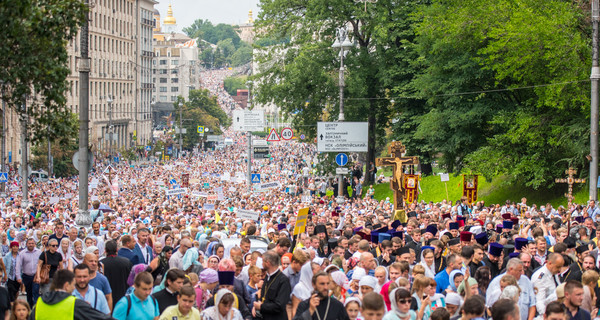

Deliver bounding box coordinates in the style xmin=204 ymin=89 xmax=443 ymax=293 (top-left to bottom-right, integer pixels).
xmin=155 ymin=0 xmax=261 ymax=31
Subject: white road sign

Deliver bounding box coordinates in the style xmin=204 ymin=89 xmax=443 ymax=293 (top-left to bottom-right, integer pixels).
xmin=317 ymin=122 xmax=368 ymax=152
xmin=233 ymin=110 xmax=265 ymax=132
xmin=336 ymin=167 xmax=349 ymax=175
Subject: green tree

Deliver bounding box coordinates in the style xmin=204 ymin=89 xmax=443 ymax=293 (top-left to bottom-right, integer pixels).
xmin=31 ymin=113 xmax=79 ymax=177
xmin=231 ymin=43 xmax=253 ymax=67
xmin=0 ymin=0 xmax=86 ymax=143
xmin=411 ymin=0 xmax=590 ymax=187
xmin=223 ymin=76 xmax=248 ymax=96
xmin=183 ymin=20 xmax=241 ymax=47
xmin=175 ymin=89 xmax=232 ymax=149
xmin=254 ymin=0 xmax=405 ymax=183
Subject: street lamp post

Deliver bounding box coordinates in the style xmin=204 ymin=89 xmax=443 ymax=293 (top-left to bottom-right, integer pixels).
xmin=332 ymin=27 xmax=353 ymax=204
xmin=178 ymin=101 xmax=183 ymax=158
xmin=107 ymin=95 xmax=113 ymax=163
xmin=591 ymin=0 xmax=600 ymax=201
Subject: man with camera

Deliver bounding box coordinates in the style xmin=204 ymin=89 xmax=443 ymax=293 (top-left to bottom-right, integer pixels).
xmin=293 ymin=272 xmax=349 ymax=320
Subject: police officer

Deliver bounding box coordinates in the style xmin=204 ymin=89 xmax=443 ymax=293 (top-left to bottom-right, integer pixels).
xmin=531 ymin=253 xmax=565 ymax=316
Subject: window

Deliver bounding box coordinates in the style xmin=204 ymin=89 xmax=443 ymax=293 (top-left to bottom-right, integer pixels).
xmin=159 ymin=78 xmax=167 ymax=83
xmin=171 ymin=69 xmax=178 ymax=74
xmin=171 ymin=78 xmax=179 ymax=83
xmin=171 ymin=87 xmax=178 ymax=92
xmin=159 ymin=95 xmax=167 ymax=102
xmin=159 ymin=87 xmax=167 ymax=92
xmin=170 ymin=95 xmax=177 ymax=101
xmin=171 ymin=60 xmax=179 ymax=65
xmin=159 ymin=69 xmax=167 ymax=74
xmin=159 ymin=59 xmax=167 ymax=65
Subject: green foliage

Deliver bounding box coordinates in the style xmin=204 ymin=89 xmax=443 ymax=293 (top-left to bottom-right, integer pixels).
xmin=223 ymin=76 xmax=248 ymax=96
xmin=0 ymin=0 xmax=86 ymax=144
xmin=175 ymin=89 xmax=232 ymax=149
xmin=231 ymin=44 xmax=253 ymax=67
xmin=183 ymin=20 xmax=241 ymax=47
xmin=31 ymin=113 xmax=79 ymax=177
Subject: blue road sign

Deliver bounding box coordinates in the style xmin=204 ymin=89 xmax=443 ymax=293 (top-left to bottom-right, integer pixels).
xmin=169 ymin=179 xmax=177 ymax=185
xmin=114 ymin=157 xmax=119 ymax=163
xmin=300 ymin=134 xmax=306 ymax=140
xmin=0 ymin=173 xmax=7 ymax=183
xmin=8 ymin=152 xmax=11 ymax=163
xmin=251 ymin=174 xmax=261 ymax=184
xmin=335 ymin=153 xmax=348 ymax=166
xmin=145 ymin=146 xmax=152 ymax=151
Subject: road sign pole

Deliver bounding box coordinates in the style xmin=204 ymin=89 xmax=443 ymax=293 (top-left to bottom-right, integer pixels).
xmin=247 ymin=132 xmax=252 ymax=192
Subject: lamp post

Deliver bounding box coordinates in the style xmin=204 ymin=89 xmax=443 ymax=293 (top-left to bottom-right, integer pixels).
xmin=332 ymin=27 xmax=353 ymax=204
xmin=591 ymin=0 xmax=600 ymax=201
xmin=107 ymin=95 xmax=113 ymax=163
xmin=178 ymin=101 xmax=183 ymax=158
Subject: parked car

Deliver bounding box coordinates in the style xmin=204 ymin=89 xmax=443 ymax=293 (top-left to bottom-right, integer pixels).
xmin=29 ymin=170 xmax=49 ymax=182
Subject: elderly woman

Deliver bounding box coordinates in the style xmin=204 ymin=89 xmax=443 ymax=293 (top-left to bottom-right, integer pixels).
xmin=199 ymin=288 xmax=243 ymax=320
xmin=58 ymin=238 xmax=72 ymax=270
xmin=35 ymin=238 xmax=63 ymax=294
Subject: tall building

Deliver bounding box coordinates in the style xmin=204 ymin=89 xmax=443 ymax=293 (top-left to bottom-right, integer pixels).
xmin=151 ymin=6 xmax=201 ymax=126
xmin=63 ymin=0 xmax=156 ymax=156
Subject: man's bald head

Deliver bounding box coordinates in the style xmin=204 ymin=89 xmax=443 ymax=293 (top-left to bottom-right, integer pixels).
xmin=546 ymin=253 xmax=565 ymax=274
xmin=179 ymin=239 xmax=192 ymax=253
xmin=361 ymin=252 xmax=375 ymax=270
xmin=83 ymin=253 xmax=99 ymax=272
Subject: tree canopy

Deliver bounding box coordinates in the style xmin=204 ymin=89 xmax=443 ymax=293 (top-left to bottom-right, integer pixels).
xmin=0 ymin=0 xmax=86 ymax=143
xmin=253 ymin=0 xmax=593 ymax=187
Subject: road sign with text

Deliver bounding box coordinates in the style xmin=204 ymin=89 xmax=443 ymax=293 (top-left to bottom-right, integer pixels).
xmin=317 ymin=122 xmax=368 ymax=152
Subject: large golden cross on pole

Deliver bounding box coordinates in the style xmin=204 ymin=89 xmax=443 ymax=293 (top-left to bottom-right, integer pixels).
xmin=555 ymin=167 xmax=586 ymax=208
xmin=556 ymin=167 xmax=586 ymax=231
xmin=375 ymin=141 xmax=419 ymax=210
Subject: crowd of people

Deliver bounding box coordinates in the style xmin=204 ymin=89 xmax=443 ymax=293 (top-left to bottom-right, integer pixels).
xmin=0 ymin=70 xmax=595 ymax=320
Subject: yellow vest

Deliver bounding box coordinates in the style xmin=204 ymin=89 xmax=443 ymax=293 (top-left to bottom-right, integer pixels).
xmin=35 ymin=296 xmax=76 ymax=320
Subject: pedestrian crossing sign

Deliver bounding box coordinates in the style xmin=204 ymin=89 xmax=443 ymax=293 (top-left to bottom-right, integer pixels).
xmin=251 ymin=174 xmax=261 ymax=184
xmin=0 ymin=172 xmax=7 ymax=183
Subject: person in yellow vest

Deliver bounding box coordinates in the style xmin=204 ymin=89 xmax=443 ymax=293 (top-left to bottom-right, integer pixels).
xmin=29 ymin=269 xmax=113 ymax=320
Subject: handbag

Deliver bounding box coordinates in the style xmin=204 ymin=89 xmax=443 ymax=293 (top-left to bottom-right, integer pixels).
xmin=39 ymin=251 xmax=51 ymax=284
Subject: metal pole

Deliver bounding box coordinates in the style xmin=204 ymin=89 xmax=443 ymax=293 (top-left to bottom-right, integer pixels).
xmin=248 ymin=132 xmax=252 ymax=191
xmin=591 ymin=0 xmax=600 ymax=201
xmin=47 ymin=129 xmax=52 ymax=177
xmin=179 ymin=103 xmax=183 ymax=158
xmin=76 ymin=0 xmax=91 ymax=228
xmin=108 ymin=98 xmax=113 ymax=163
xmin=1 ymin=100 xmax=5 ymax=195
xmin=20 ymin=101 xmax=28 ymax=207
xmin=337 ymin=29 xmax=346 ymax=204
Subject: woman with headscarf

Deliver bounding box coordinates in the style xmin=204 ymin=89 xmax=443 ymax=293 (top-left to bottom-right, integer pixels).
xmin=196 ymin=268 xmax=219 ymax=310
xmin=0 ymin=232 xmax=10 ymax=257
xmin=330 ymin=270 xmax=349 ymax=303
xmin=384 ymin=288 xmax=417 ymax=320
xmin=206 ymin=255 xmax=220 ymax=271
xmin=70 ymin=239 xmax=84 ymax=269
xmin=58 ymin=238 xmax=72 ymax=270
xmin=448 ymin=270 xmax=464 ymax=293
xmin=125 ymin=263 xmax=149 ymax=295
xmin=291 ymin=262 xmax=314 ymax=318
xmin=199 ymin=288 xmax=243 ymax=320
xmin=419 ymin=248 xmax=437 ymax=279
xmin=182 ymin=245 xmax=203 ymax=274
xmin=150 ymin=245 xmax=172 ymax=281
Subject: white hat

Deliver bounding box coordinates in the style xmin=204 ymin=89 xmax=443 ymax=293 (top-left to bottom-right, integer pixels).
xmin=351 ymin=268 xmax=366 ymax=281
xmin=358 ymin=276 xmax=377 ymax=290
xmin=267 ymin=228 xmax=275 ymax=233
xmin=445 ymin=292 xmax=462 ymax=306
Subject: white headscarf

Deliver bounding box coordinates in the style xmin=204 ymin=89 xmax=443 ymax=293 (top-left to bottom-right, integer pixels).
xmin=291 ymin=262 xmax=314 ymax=301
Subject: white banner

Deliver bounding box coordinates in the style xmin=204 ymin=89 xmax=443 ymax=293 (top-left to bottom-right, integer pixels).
xmin=237 ymin=209 xmax=260 ymax=220
xmin=258 ymin=181 xmax=281 ymax=190
xmin=166 ymin=188 xmax=187 ymax=196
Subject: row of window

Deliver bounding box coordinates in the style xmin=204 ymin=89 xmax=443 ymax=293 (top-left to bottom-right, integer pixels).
xmin=152 ymin=95 xmax=179 ymax=102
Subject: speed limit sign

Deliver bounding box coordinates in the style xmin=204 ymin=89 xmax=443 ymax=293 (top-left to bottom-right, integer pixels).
xmin=280 ymin=127 xmax=293 ymax=140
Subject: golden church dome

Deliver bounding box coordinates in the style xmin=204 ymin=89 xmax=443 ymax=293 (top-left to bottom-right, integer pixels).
xmin=164 ymin=4 xmax=176 ymax=25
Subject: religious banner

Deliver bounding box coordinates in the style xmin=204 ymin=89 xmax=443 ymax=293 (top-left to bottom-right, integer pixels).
xmin=181 ymin=173 xmax=190 ymax=188
xmin=403 ymin=174 xmax=419 ymax=204
xmin=463 ymin=174 xmax=478 ymax=204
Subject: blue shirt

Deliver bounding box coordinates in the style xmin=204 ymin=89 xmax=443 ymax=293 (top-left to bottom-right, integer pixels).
xmin=112 ymin=292 xmax=159 ymax=320
xmin=73 ymin=285 xmax=110 ymax=314
xmin=486 ymin=273 xmax=536 ymax=320
xmin=89 ymin=272 xmax=112 ymax=295
xmin=434 ymin=270 xmax=450 ymax=293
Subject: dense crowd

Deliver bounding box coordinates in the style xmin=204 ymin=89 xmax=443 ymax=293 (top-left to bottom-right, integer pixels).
xmin=0 ymin=70 xmax=595 ymax=320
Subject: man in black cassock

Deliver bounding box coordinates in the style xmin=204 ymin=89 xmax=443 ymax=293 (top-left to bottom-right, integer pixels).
xmin=293 ymin=272 xmax=349 ymax=320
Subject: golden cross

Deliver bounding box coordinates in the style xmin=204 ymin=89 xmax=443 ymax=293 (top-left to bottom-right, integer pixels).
xmin=555 ymin=167 xmax=586 ymax=208
xmin=375 ymin=141 xmax=419 ymax=210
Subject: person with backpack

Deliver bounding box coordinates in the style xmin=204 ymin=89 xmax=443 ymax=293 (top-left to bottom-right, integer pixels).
xmin=29 ymin=269 xmax=112 ymax=320
xmin=113 ymin=271 xmax=159 ymax=320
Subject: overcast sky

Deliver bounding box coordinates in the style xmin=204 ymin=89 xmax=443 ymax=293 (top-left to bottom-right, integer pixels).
xmin=155 ymin=0 xmax=261 ymax=31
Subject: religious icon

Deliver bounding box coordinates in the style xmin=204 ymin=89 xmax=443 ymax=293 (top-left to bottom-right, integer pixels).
xmin=407 ymin=177 xmax=416 ymax=188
